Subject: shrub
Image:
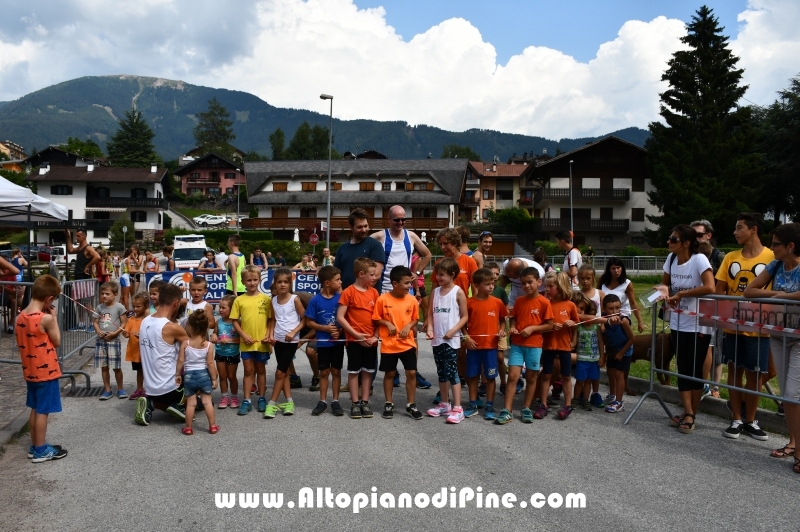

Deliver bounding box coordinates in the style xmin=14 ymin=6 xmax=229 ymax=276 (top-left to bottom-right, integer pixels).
xmin=535 ymin=240 xmax=560 ymax=256
xmin=621 ymin=245 xmax=644 ymax=256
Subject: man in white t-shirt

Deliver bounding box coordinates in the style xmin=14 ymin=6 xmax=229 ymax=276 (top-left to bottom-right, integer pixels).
xmin=556 ymin=230 xmax=581 ymax=289
xmin=215 ymin=247 xmax=228 ymax=270
xmin=499 ymin=257 xmax=545 ymax=307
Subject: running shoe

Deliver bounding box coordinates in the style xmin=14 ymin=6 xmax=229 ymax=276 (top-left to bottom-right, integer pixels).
xmin=478 ymin=383 xmax=487 ymax=397
xmin=590 ymin=392 xmax=606 ymax=408
xmin=280 ymin=402 xmax=295 ymax=415
xmin=521 ymin=407 xmax=534 ymax=423
xmin=351 ymin=402 xmax=362 ymax=419
xmin=604 ymin=394 xmax=615 ymax=405
xmin=331 ymin=401 xmax=344 ymax=416
xmin=382 ymin=402 xmax=394 ymax=419
xmin=406 ymin=403 xmax=423 ymax=420
xmin=309 ymin=376 xmax=321 ymax=392
xmin=557 ymin=406 xmax=573 ymax=420
xmin=701 ymin=383 xmax=712 ymax=399
xmin=464 ymin=403 xmax=479 ymax=418
xmin=28 ymin=444 xmax=62 ymax=459
xmin=360 ymin=401 xmax=373 ymax=418
xmin=495 ymin=408 xmax=513 ymax=425
xmin=311 ymin=401 xmax=328 ymax=416
xmin=251 ymin=384 xmax=257 ymax=395
xmin=580 ymin=400 xmax=593 ymax=411
xmin=499 ymin=383 xmax=506 ymax=396
xmin=416 ymin=373 xmax=432 ymax=389
xmin=484 ymin=404 xmax=496 ymax=421
xmin=99 ymin=390 xmax=113 ymax=401
xmin=433 ymin=391 xmax=442 ymax=404
xmin=257 ymin=397 xmax=267 ymax=412
xmin=134 ymin=397 xmax=152 ymax=426
xmin=476 ymin=398 xmax=486 ymax=409
xmin=217 ymin=396 xmax=230 ymax=409
xmin=533 ymin=404 xmax=548 ymax=419
xmin=515 ymin=380 xmax=524 ymax=395
xmin=263 ymin=403 xmax=280 ymax=419
xmin=237 ymin=400 xmax=252 ymax=416
xmin=778 ymin=403 xmax=785 ymax=416
xmin=427 ymin=402 xmax=452 ymax=417
xmin=446 ymin=406 xmax=465 ymax=424
xmin=32 ymin=444 xmax=68 ymax=463
xmin=289 ymin=376 xmax=302 ymax=389
xmin=166 ymin=404 xmax=186 ymax=420
xmin=116 ymin=389 xmax=128 ymax=399
xmin=229 ymin=397 xmax=240 ymax=409
xmin=605 ymin=401 xmax=623 ymax=413
xmin=393 ymin=373 xmax=400 ymax=387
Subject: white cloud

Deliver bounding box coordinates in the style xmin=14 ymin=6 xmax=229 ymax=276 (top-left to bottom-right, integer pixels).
xmin=0 ymin=0 xmax=797 ymax=139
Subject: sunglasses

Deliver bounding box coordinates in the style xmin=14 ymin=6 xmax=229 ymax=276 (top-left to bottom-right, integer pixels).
xmin=392 ymin=218 xmax=407 ymax=223
xmin=771 ymin=241 xmax=785 ymax=247
xmin=667 ymin=236 xmax=681 ymax=244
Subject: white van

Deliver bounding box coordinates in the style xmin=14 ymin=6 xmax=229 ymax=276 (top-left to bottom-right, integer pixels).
xmin=172 ymin=234 xmax=209 ymax=270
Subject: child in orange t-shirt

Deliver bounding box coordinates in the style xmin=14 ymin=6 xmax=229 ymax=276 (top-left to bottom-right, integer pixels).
xmin=496 ymin=266 xmax=553 ymax=425
xmin=432 ymin=227 xmax=478 ymax=297
xmin=122 ymin=293 xmax=149 ymax=400
xmin=464 ymin=268 xmax=508 ymax=421
xmin=372 ymin=266 xmax=422 ymax=420
xmin=540 ymin=271 xmax=579 ymax=420
xmin=337 ymin=257 xmax=380 ymax=419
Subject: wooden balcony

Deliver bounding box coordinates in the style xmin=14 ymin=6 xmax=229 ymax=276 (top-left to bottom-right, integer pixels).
xmin=187 ymin=176 xmax=221 ymax=184
xmin=242 ymin=216 xmax=448 ymax=231
xmin=30 ymin=218 xmax=115 ymax=230
xmin=86 ymin=197 xmax=168 ymax=209
xmin=533 ymin=218 xmax=629 ymax=232
xmin=533 ymin=187 xmax=629 ymax=207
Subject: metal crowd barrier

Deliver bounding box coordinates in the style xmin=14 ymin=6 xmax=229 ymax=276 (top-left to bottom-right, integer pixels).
xmin=57 ymin=279 xmax=100 ymax=392
xmin=625 ymin=294 xmax=800 ymax=425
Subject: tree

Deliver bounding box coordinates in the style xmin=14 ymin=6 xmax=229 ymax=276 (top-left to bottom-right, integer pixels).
xmin=245 ymin=150 xmax=268 ymax=161
xmin=64 ymin=136 xmax=103 ymax=158
xmin=109 ymin=216 xmax=136 ymax=250
xmin=269 ymin=128 xmax=285 ymax=160
xmin=645 ymin=6 xmax=762 ymax=245
xmin=275 ymin=122 xmax=341 ymax=160
xmin=106 ymin=108 xmax=160 ymax=167
xmin=441 ymin=144 xmax=482 ymax=161
xmin=193 ymin=97 xmax=236 ymax=159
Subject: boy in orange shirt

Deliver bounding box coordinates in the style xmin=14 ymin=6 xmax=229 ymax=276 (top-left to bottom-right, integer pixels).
xmin=496 ymin=267 xmax=553 ymax=425
xmin=464 ymin=268 xmax=508 ymax=421
xmin=337 ymin=257 xmax=380 ymax=419
xmin=373 ymin=266 xmax=423 ymax=420
xmin=122 ymin=292 xmax=150 ymax=400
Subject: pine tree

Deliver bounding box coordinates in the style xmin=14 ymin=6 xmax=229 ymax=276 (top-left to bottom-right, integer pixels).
xmin=193 ymin=97 xmax=236 ymax=159
xmin=107 ymin=108 xmax=159 ymax=167
xmin=645 ymin=6 xmax=762 ymax=245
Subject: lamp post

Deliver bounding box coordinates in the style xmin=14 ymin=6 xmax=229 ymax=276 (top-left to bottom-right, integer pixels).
xmin=235 ymin=168 xmax=242 ymax=235
xmin=320 ymin=94 xmax=333 ymax=248
xmin=569 ymin=160 xmax=574 ymax=234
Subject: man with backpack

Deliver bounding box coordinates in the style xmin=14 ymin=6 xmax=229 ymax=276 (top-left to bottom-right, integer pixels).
xmin=691 ymin=220 xmax=725 ymax=273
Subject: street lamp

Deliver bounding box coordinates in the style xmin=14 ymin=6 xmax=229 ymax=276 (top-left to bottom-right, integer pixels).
xmin=320 ymin=94 xmax=333 ymax=248
xmin=235 ymin=168 xmax=242 ymax=235
xmin=569 ymin=160 xmax=574 ymax=234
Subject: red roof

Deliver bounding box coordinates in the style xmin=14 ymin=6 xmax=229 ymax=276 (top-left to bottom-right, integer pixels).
xmin=467 ymin=161 xmax=529 ymax=177
xmin=27 ymin=166 xmax=167 ymax=183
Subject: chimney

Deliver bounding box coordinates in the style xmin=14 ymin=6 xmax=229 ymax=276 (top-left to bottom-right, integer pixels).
xmin=492 ymin=162 xmax=497 ymax=173
xmin=523 ymin=152 xmax=528 ymax=161
xmin=87 ymin=164 xmax=94 ymax=172
xmin=542 ymin=148 xmax=547 ymax=155
xmin=39 ymin=162 xmax=50 ymax=175
xmin=150 ymin=162 xmax=157 ymax=173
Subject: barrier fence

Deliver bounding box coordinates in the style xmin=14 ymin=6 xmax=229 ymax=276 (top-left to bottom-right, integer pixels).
xmin=625 ymin=294 xmax=800 ymax=426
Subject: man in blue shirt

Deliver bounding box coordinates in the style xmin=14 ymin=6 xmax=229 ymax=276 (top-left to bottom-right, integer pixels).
xmin=334 ymin=208 xmax=385 ymax=289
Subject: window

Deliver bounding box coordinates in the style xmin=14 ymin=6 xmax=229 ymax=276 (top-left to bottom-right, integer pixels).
xmin=466 ymin=170 xmax=472 ymax=179
xmin=92 ymin=211 xmax=110 ymax=220
xmin=302 ymin=182 xmax=317 ymax=191
xmin=273 ymin=208 xmax=288 ymax=218
xmin=91 ymin=186 xmax=110 ymax=198
xmin=599 ymin=236 xmax=613 ymax=243
xmin=226 ymin=187 xmax=234 ymax=195
xmin=225 ymin=173 xmax=235 ymax=180
xmin=359 ymin=182 xmax=374 ymax=191
xmin=412 ymin=182 xmax=429 ymax=191
xmin=482 ymin=189 xmax=494 ymax=200
xmin=412 ymin=207 xmax=436 ymax=218
xmin=158 ymin=213 xmax=162 ymax=225
xmin=632 ymin=208 xmax=645 ymax=222
xmin=273 ymin=182 xmax=288 ymax=191
xmin=632 ymin=178 xmax=645 ymax=192
xmin=190 ymin=172 xmax=200 ymax=181
xmin=210 ymin=172 xmax=219 ymax=181
xmin=135 ymin=231 xmax=143 ymax=239
xmin=301 ymin=207 xmax=317 ymax=218
xmin=188 ymin=188 xmax=202 ymax=195
xmin=50 ymin=185 xmax=73 ymax=195
xmin=208 ymin=188 xmax=221 ymax=196
xmin=631 ymin=236 xmax=645 ymax=244
xmin=328 ymin=182 xmax=342 ymax=191
xmin=395 ymin=182 xmax=405 ymax=191
xmin=481 ymin=209 xmax=490 ymax=219
xmin=131 ymin=211 xmax=147 ymax=222
xmin=131 ymin=188 xmax=147 ymax=199
xmin=496 ymin=189 xmax=513 ymax=200
xmin=382 ymin=183 xmax=392 ymax=191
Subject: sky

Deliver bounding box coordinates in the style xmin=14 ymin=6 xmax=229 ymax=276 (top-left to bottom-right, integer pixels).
xmin=0 ymin=0 xmax=798 ymax=140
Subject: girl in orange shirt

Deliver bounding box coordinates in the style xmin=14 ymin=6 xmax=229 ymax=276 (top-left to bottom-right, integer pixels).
xmin=539 ymin=271 xmax=578 ymax=420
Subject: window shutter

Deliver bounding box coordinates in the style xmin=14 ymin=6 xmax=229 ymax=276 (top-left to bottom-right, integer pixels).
xmin=427 ymin=183 xmax=433 ymax=191
xmin=405 ymin=183 xmax=413 ymax=191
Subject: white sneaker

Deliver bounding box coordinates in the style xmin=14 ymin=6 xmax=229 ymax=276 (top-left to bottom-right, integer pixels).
xmin=427 ymin=402 xmax=452 ymax=417
xmin=446 ymin=406 xmax=465 ymax=424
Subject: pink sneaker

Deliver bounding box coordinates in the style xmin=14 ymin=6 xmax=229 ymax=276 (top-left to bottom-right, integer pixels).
xmin=229 ymin=397 xmax=240 ymax=409
xmin=218 ymin=396 xmax=230 ymax=409
xmin=128 ymin=389 xmax=144 ymax=400
xmin=446 ymin=406 xmax=465 ymax=424
xmin=427 ymin=402 xmax=452 ymax=417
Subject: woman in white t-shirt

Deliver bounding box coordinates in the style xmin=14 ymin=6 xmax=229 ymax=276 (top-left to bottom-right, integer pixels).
xmin=659 ymin=224 xmax=714 ymax=434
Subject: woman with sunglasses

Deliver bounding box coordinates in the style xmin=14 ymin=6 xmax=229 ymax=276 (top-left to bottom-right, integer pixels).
xmin=659 ymin=224 xmax=715 ymax=434
xmin=745 ymin=222 xmax=800 ymax=472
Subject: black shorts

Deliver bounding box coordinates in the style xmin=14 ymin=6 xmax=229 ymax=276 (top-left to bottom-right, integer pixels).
xmin=273 ymin=341 xmax=298 ymax=373
xmin=317 ymin=345 xmax=345 ymax=370
xmin=346 ymin=343 xmax=378 ymax=373
xmin=214 ymin=353 xmax=241 ymax=365
xmin=379 ymin=348 xmax=418 ymax=373
xmin=417 ymin=286 xmax=427 ymax=298
xmin=149 ymin=389 xmax=183 ymax=407
xmin=131 ymin=361 xmax=142 ymax=371
xmin=541 ymin=350 xmax=572 ymax=376
xmin=672 ymin=330 xmax=711 ymax=392
xmin=606 ymin=355 xmax=632 ymax=373
xmin=225 ymin=290 xmax=245 ymax=296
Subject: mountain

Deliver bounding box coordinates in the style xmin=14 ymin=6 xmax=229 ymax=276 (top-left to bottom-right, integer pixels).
xmin=0 ymin=75 xmax=649 ymax=160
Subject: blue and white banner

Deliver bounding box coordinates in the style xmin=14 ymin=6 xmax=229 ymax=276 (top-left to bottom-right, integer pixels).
xmin=145 ymin=270 xmax=321 ymax=302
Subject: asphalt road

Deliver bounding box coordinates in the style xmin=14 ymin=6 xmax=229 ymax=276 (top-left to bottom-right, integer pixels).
xmin=1 ymin=342 xmax=798 ymax=531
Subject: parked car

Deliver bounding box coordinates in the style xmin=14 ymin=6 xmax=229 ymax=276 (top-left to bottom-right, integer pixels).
xmin=199 ymin=215 xmax=229 ymax=227
xmin=192 ymin=214 xmax=216 ymax=224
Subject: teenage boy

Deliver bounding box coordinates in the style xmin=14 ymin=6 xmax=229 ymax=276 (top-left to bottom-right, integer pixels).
xmin=18 ymin=275 xmax=67 ymax=462
xmin=337 ymin=257 xmax=380 ymax=419
xmin=555 ymin=229 xmax=581 ymax=289
xmin=373 ymin=266 xmax=423 ymax=420
xmin=226 ymin=235 xmax=246 ymax=296
xmin=464 ymin=268 xmax=508 ymax=420
xmin=496 ymin=267 xmax=553 ymax=424
xmin=306 ymin=265 xmax=346 ymax=416
xmin=94 ymin=281 xmax=128 ymax=400
xmin=717 ymin=213 xmax=774 ymax=441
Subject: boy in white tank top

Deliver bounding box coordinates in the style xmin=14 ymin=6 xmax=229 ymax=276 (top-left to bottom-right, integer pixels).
xmin=179 ymin=276 xmax=215 ymax=330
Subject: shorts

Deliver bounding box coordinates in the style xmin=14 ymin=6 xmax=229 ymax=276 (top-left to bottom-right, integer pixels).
xmin=317 ymin=344 xmax=345 ymax=370
xmin=95 ymin=340 xmax=122 ymax=369
xmin=26 ymin=380 xmax=62 ymax=415
xmin=606 ymin=355 xmax=632 ymax=373
xmin=574 ymin=360 xmax=600 ymax=381
xmin=541 ymin=350 xmax=572 ymax=376
xmin=379 ymin=348 xmax=418 ymax=372
xmin=671 ymin=330 xmax=712 ymax=392
xmin=466 ymin=349 xmax=498 ymax=379
xmin=722 ymin=333 xmax=770 ymax=373
xmin=346 ymin=343 xmax=378 ymax=374
xmin=433 ymin=344 xmax=460 ymax=385
xmin=225 ymin=290 xmax=245 ymax=296
xmin=149 ymin=388 xmax=183 ymax=407
xmin=273 ymin=341 xmax=298 ymax=373
xmin=498 ymin=334 xmax=508 ymax=351
xmin=119 ymin=274 xmax=130 ymax=288
xmin=417 ymin=285 xmax=427 ymax=298
xmin=770 ymin=337 xmax=800 ymax=402
xmin=508 ymin=344 xmax=542 ymax=370
xmin=183 ymin=369 xmax=213 ymax=396
xmin=240 ymin=351 xmax=270 ymax=364
xmin=214 ymin=353 xmax=241 ymax=365
xmin=131 ymin=361 xmax=142 ymax=371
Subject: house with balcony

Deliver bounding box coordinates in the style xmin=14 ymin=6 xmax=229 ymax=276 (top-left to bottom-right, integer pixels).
xmin=0 ymin=140 xmax=28 ymax=172
xmin=173 ymin=153 xmax=245 ymax=197
xmin=26 ymin=163 xmax=168 ymax=245
xmin=23 ymin=145 xmax=109 ymax=169
xmin=521 ymin=136 xmax=656 ymax=248
xmin=243 ymin=159 xmax=468 ymax=240
xmin=461 ymin=159 xmax=532 ymax=223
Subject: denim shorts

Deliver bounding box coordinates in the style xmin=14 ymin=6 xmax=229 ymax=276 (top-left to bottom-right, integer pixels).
xmin=574 ymin=360 xmax=600 ymax=381
xmin=508 ymin=345 xmax=542 ymax=370
xmin=26 ymin=380 xmax=62 ymax=415
xmin=466 ymin=349 xmax=498 ymax=379
xmin=240 ymin=351 xmax=270 ymax=364
xmin=183 ymin=369 xmax=213 ymax=396
xmin=722 ymin=333 xmax=770 ymax=373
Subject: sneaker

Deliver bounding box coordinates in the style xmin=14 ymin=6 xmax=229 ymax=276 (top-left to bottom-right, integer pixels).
xmin=701 ymin=383 xmax=711 ymax=399
xmin=476 ymin=398 xmax=485 ymax=409
xmin=521 ymin=407 xmax=534 ymax=423
xmin=309 ymin=376 xmax=320 ymax=392
xmin=166 ymin=404 xmax=186 ymax=420
xmin=251 ymin=384 xmax=257 ymax=395
xmin=382 ymin=402 xmax=394 ymax=419
xmin=742 ymin=420 xmax=768 ymax=441
xmin=128 ymin=389 xmax=142 ymax=400
xmin=134 ymin=397 xmax=152 ymax=426
xmin=605 ymin=401 xmax=623 ymax=413
xmin=28 ymin=444 xmax=63 ymax=459
xmin=280 ymin=402 xmax=295 ymax=415
xmin=546 ymin=397 xmax=560 ymax=407
xmin=604 ymin=394 xmax=615 ymax=405
xmin=229 ymin=397 xmax=240 ymax=409
xmin=393 ymin=374 xmax=400 ymax=388
xmin=432 ymin=391 xmax=442 ymax=404
xmin=778 ymin=403 xmax=785 ymax=416
xmin=32 ymin=444 xmax=68 ymax=463
xmin=99 ymin=390 xmax=113 ymax=401
xmin=263 ymin=403 xmax=280 ymax=419
xmin=533 ymin=404 xmax=548 ymax=419
xmin=218 ymin=396 xmax=230 ymax=409
xmin=290 ymin=376 xmax=302 ymax=389
xmin=351 ymin=402 xmax=362 ymax=419
xmin=340 ymin=384 xmax=349 ymax=393
xmin=478 ymin=383 xmax=487 ymax=397
xmin=331 ymin=401 xmax=344 ymax=416
xmin=591 ymin=392 xmax=606 ymax=408
xmin=360 ymin=402 xmax=373 ymax=418
xmin=499 ymin=383 xmax=506 ymax=396
xmin=495 ymin=408 xmax=513 ymax=425
xmin=237 ymin=400 xmax=253 ymax=416
xmin=406 ymin=403 xmax=423 ymax=420
xmin=515 ymin=381 xmax=524 ymax=395
xmin=257 ymin=397 xmax=267 ymax=412
xmin=557 ymin=406 xmax=573 ymax=420
xmin=446 ymin=406 xmax=465 ymax=424
xmin=484 ymin=404 xmax=496 ymax=421
xmin=581 ymin=400 xmax=593 ymax=411
xmin=116 ymin=389 xmax=128 ymax=399
xmin=723 ymin=420 xmax=743 ymax=439
xmin=416 ymin=373 xmax=432 ymax=389
xmin=427 ymin=402 xmax=452 ymax=417
xmin=312 ymin=401 xmax=328 ymax=416
xmin=464 ymin=403 xmax=479 ymax=418
xmin=711 ymin=387 xmax=721 ymax=399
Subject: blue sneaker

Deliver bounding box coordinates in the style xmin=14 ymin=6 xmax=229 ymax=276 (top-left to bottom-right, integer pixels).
xmin=484 ymin=404 xmax=496 ymax=421
xmin=433 ymin=391 xmax=441 ymax=404
xmin=393 ymin=373 xmax=400 ymax=387
xmin=464 ymin=403 xmax=479 ymax=418
xmin=478 ymin=383 xmax=486 ymax=397
xmin=238 ymin=400 xmax=252 ymax=416
xmin=476 ymin=398 xmax=485 ymax=409
xmin=32 ymin=444 xmax=68 ymax=463
xmin=257 ymin=397 xmax=267 ymax=412
xmin=591 ymin=392 xmax=606 ymax=408
xmin=416 ymin=373 xmax=432 ymax=389
xmin=28 ymin=444 xmax=63 ymax=459
xmin=99 ymin=391 xmax=113 ymax=401
xmin=515 ymin=381 xmax=524 ymax=395
xmin=116 ymin=389 xmax=128 ymax=399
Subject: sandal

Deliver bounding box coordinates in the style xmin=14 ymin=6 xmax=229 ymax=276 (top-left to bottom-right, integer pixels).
xmin=209 ymin=425 xmax=220 ymax=434
xmin=669 ymin=413 xmax=686 ymax=427
xmin=794 ymin=457 xmax=800 ymax=474
xmin=770 ymin=445 xmax=795 ymax=459
xmin=181 ymin=427 xmax=193 ymax=436
xmin=678 ymin=413 xmax=696 ymax=434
